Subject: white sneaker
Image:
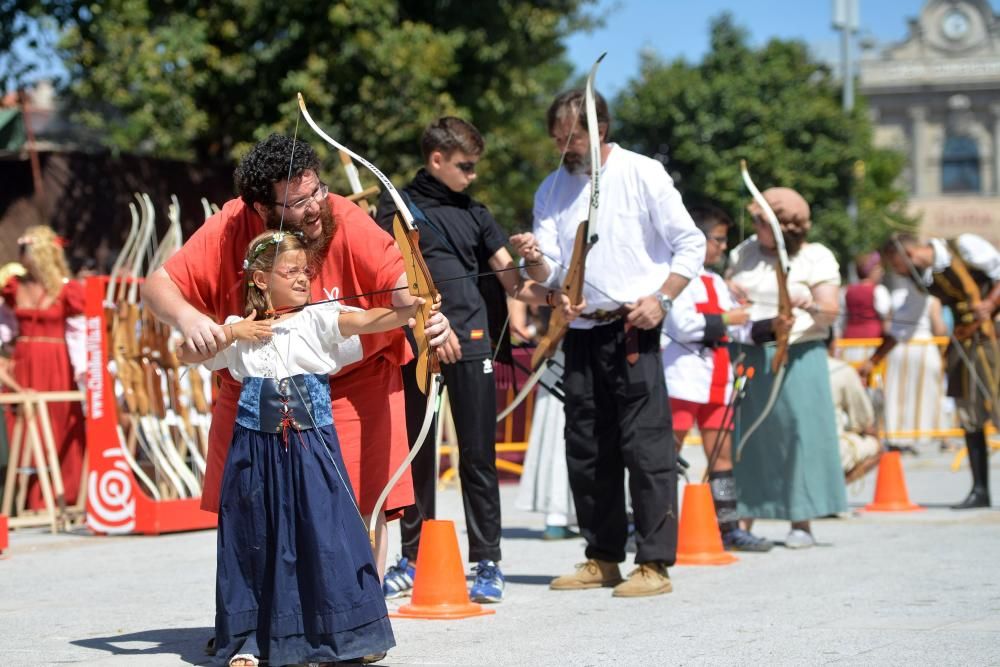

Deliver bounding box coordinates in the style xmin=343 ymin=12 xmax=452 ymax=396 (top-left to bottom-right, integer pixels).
xmin=785 ymin=528 xmax=815 ymax=549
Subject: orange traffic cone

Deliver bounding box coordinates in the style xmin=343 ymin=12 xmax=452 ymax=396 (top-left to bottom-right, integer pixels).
xmin=393 ymin=519 xmax=495 ymax=619
xmin=0 ymin=514 xmax=7 ymax=555
xmin=676 ymin=483 xmax=738 ymax=565
xmin=864 ymin=451 xmax=923 ymax=512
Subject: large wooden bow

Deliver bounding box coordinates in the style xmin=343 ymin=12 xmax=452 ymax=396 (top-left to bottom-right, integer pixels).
xmin=497 ymin=53 xmax=605 ymax=423
xmin=735 ymin=160 xmax=791 ymax=459
xmin=297 ymin=93 xmax=442 ymax=544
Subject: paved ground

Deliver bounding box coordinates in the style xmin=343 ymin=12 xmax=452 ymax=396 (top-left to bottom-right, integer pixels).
xmin=1 ymin=447 xmax=998 ymax=666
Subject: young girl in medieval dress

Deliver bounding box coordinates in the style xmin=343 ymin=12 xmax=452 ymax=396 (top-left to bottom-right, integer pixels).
xmin=180 ymin=230 xmax=421 ymax=667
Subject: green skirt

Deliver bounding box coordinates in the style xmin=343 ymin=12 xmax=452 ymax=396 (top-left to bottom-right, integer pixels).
xmin=731 ymin=340 xmax=847 ymax=522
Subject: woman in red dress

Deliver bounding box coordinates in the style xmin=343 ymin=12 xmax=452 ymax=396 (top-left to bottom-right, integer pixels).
xmin=3 ymin=225 xmax=86 ymax=509
xmin=842 ymin=251 xmax=890 ymax=340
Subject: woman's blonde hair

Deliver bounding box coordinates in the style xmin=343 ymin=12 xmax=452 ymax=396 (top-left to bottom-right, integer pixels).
xmin=242 ymin=230 xmax=310 ymax=317
xmin=19 ymin=226 xmax=70 ymax=297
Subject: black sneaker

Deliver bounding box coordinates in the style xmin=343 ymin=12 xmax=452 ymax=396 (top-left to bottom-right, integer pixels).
xmin=722 ymin=528 xmax=773 ymax=552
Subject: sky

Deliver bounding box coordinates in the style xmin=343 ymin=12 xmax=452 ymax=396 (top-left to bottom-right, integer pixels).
xmin=565 ymin=0 xmax=966 ymax=94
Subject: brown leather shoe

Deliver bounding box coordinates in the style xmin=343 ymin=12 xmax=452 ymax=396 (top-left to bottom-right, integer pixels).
xmin=611 ymin=562 xmax=673 ymax=598
xmin=549 ymin=559 xmax=623 ymax=590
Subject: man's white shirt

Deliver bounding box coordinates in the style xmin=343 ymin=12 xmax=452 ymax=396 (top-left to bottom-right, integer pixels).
xmin=926 ymin=234 xmax=1000 ymax=284
xmin=532 ymin=144 xmax=704 ymax=329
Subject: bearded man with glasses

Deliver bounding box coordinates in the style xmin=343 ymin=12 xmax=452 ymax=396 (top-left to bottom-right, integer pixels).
xmin=144 ymin=134 xmax=452 ymax=588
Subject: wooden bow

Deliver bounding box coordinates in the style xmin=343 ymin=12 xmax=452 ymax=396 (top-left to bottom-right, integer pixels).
xmin=740 ymin=160 xmax=791 ymax=372
xmin=735 ymin=160 xmax=791 ymax=459
xmin=297 ymin=93 xmax=442 ymax=545
xmin=298 ymin=93 xmax=439 ymax=393
xmin=497 ymin=53 xmax=605 ymax=423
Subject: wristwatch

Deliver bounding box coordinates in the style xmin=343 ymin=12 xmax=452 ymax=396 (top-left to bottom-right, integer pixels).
xmin=656 ymin=292 xmax=673 ymax=315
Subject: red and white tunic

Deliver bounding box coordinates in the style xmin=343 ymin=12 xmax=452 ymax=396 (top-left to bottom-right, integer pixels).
xmin=662 ymin=269 xmax=734 ymax=405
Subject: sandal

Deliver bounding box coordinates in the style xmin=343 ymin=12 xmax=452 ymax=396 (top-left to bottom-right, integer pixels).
xmin=228 ymin=654 xmax=260 ymax=667
xmin=338 ymin=652 xmax=388 ymax=665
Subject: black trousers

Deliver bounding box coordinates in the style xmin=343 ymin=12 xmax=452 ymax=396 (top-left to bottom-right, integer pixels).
xmin=563 ymin=321 xmax=678 ymax=566
xmin=399 ymin=358 xmax=502 ymax=563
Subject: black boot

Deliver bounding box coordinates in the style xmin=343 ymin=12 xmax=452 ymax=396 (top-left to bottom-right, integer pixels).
xmin=951 ymin=431 xmax=991 ymax=509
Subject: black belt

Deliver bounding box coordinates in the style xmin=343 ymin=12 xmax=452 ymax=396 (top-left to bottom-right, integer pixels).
xmin=579 ymin=307 xmax=628 ymax=323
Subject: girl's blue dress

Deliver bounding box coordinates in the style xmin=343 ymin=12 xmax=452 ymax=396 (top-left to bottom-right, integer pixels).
xmin=206 ymin=307 xmax=394 ymax=665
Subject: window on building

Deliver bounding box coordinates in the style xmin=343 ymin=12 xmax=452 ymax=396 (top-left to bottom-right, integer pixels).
xmin=941 ymin=135 xmax=980 ymax=193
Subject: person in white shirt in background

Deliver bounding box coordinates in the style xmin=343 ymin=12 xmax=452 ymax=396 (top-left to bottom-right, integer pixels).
xmin=662 ymin=204 xmax=772 ymax=552
xmin=513 ymin=87 xmax=704 ymax=597
xmin=881 ymin=273 xmax=948 ymax=452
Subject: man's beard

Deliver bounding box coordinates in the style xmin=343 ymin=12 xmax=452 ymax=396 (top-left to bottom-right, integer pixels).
xmin=563 ymin=150 xmax=591 ymax=175
xmin=264 ymin=200 xmax=336 ymax=258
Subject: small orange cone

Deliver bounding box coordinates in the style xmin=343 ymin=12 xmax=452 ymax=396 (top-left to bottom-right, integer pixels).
xmin=864 ymin=451 xmax=923 ymax=512
xmin=0 ymin=514 xmax=7 ymax=555
xmin=676 ymin=483 xmax=738 ymax=565
xmin=393 ymin=519 xmax=495 ymax=619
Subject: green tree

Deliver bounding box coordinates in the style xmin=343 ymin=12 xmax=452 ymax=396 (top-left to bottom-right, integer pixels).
xmin=614 ymin=14 xmax=910 ymax=267
xmin=9 ymin=0 xmax=597 ymax=227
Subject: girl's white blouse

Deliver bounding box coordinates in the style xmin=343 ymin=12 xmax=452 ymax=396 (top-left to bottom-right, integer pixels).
xmin=202 ymin=303 xmax=363 ymax=380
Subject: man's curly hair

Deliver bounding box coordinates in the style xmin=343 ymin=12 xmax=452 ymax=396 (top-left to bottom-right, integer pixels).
xmin=234 ymin=133 xmax=322 ymax=208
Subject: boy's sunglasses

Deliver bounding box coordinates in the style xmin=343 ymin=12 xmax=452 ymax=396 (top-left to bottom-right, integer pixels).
xmin=456 ymin=161 xmax=477 ymax=174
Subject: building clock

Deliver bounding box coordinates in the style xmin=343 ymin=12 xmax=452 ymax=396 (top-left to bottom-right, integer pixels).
xmin=941 ymin=9 xmax=971 ymax=40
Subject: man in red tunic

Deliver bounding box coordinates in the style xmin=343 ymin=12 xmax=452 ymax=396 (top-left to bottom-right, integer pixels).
xmin=144 ymin=134 xmax=451 ymax=572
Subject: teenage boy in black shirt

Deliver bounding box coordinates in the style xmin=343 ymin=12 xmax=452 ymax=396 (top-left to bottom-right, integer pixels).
xmin=376 ymin=117 xmax=579 ymax=602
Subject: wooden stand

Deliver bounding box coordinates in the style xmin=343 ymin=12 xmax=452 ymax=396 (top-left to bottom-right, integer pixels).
xmin=0 ymin=390 xmax=84 ymax=533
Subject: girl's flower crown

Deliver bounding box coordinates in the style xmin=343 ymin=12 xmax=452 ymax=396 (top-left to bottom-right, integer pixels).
xmin=242 ymin=230 xmax=305 ymax=273
xmin=18 ymin=234 xmax=68 ymax=248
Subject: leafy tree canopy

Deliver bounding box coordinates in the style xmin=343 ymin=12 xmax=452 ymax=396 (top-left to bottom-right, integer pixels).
xmin=7 ymin=0 xmax=599 ymax=227
xmin=613 ymin=14 xmax=910 ymax=268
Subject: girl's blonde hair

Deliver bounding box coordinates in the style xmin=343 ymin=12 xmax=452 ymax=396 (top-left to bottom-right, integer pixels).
xmin=19 ymin=225 xmax=70 ymax=297
xmin=242 ymin=230 xmax=310 ymax=317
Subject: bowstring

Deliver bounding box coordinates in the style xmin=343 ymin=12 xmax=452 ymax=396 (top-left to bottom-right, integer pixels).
xmin=233 ymin=109 xmax=370 ymax=533
xmin=271 ymin=264 xmax=536 ymax=315
xmin=267 ymin=329 xmax=369 ymax=535
xmin=265 ymin=109 xmax=303 ymax=315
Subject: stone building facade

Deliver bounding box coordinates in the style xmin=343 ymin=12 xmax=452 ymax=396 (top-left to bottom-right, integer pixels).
xmin=859 ymin=0 xmax=1000 ymax=246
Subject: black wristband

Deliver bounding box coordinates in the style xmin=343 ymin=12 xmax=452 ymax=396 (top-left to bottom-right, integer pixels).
xmin=750 ymin=318 xmax=777 ymax=345
xmin=703 ymin=314 xmax=727 ymax=344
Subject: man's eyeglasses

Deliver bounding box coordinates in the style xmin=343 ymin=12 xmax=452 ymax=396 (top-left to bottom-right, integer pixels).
xmin=272 ymin=266 xmax=316 ymax=280
xmin=276 ymin=183 xmax=328 ymax=211
xmin=551 ymin=130 xmax=586 ymax=149
xmin=708 ymin=235 xmax=728 ymax=244
xmin=456 ymin=161 xmax=477 ymax=174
